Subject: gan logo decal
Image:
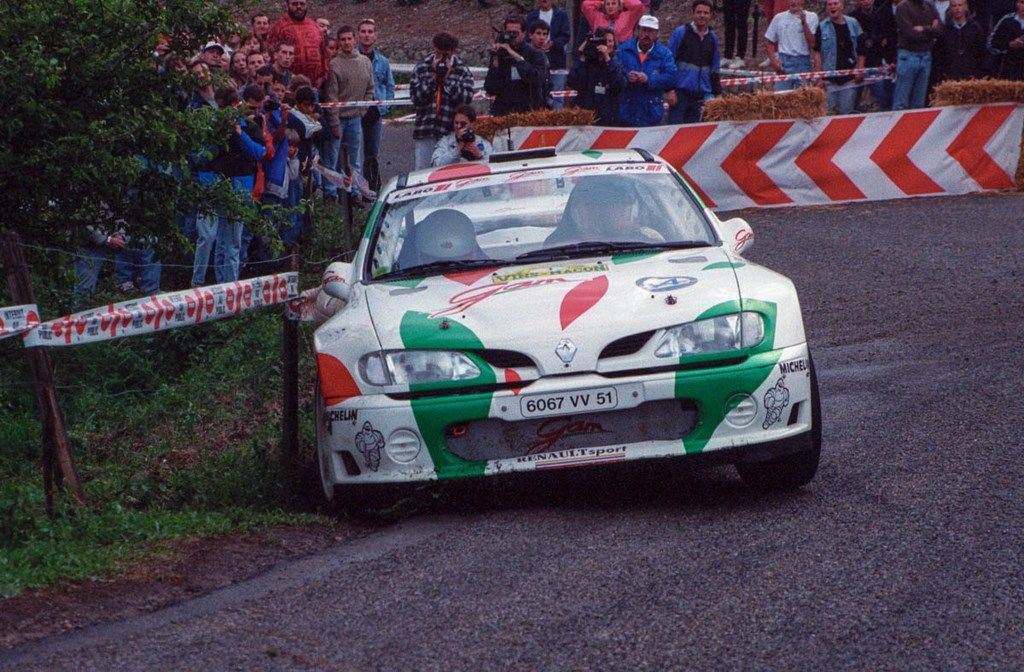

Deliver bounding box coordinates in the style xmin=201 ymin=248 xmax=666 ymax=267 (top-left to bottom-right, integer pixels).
xmin=528 ymin=417 xmax=610 ymax=454
xmin=555 ymin=338 xmax=577 ymax=364
xmin=762 ymin=378 xmax=790 ymax=430
xmin=635 ymin=276 xmax=697 ymax=292
xmin=430 ymin=278 xmax=568 ymax=318
xmin=354 ymin=421 xmax=385 ymax=471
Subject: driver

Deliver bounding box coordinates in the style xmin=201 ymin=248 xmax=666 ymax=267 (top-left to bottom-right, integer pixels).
xmin=396 ymin=208 xmax=487 ymax=269
xmin=545 ymin=176 xmax=663 ymax=246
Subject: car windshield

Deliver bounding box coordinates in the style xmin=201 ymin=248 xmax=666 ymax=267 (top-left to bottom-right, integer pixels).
xmin=367 ymin=163 xmax=717 ymax=280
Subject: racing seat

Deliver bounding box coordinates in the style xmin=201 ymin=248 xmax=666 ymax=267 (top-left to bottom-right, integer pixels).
xmin=395 ymin=208 xmax=488 ymax=270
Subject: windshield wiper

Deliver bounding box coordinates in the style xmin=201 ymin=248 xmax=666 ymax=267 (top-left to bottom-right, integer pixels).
xmin=375 ymin=258 xmax=507 ymax=281
xmin=514 ymin=240 xmax=708 ymax=263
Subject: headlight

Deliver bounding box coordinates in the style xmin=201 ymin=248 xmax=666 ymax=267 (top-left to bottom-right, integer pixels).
xmin=654 ymin=312 xmax=764 ymax=358
xmin=358 ymin=350 xmax=482 ymax=386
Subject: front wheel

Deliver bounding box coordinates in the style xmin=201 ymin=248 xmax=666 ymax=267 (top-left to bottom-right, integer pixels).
xmin=736 ymin=355 xmax=822 ymax=491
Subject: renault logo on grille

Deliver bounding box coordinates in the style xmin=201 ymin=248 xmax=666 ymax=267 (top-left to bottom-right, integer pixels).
xmin=555 ymin=338 xmax=577 ymax=364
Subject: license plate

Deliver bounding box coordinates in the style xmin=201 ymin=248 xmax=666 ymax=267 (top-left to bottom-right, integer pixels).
xmin=520 ymin=387 xmax=618 ymax=418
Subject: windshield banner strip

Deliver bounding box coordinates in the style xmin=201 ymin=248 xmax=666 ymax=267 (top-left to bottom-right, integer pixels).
xmin=387 ymin=163 xmax=668 ymax=205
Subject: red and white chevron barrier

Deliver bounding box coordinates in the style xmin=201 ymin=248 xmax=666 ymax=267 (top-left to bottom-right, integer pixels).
xmin=21 ymin=273 xmax=299 ymax=348
xmin=0 ymin=304 xmax=41 ymax=341
xmin=511 ymin=103 xmax=1024 ymax=210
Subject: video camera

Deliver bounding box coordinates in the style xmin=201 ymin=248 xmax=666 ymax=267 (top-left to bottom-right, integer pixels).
xmin=458 ymin=128 xmax=476 ymax=144
xmin=434 ymin=59 xmax=448 ymax=77
xmin=584 ymin=29 xmax=610 ymax=61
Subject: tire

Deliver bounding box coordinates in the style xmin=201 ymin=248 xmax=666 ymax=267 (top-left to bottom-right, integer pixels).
xmin=314 ymin=389 xmax=338 ymax=504
xmin=736 ymin=354 xmax=822 ymax=491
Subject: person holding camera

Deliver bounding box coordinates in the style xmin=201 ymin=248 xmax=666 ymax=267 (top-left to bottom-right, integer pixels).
xmin=567 ymin=27 xmax=627 ymax=125
xmin=410 ymin=32 xmax=476 ymax=170
xmin=431 ymin=105 xmax=493 ymax=166
xmin=484 ymin=14 xmax=550 ymax=116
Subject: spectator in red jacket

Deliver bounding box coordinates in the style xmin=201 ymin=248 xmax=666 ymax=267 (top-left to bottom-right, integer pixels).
xmin=267 ymin=0 xmax=327 ymax=85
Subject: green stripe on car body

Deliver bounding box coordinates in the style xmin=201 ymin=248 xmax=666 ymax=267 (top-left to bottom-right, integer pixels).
xmin=675 ymin=299 xmax=782 ymax=454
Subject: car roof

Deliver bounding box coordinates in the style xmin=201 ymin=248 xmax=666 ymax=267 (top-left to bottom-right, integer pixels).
xmin=394 ymin=149 xmax=664 ymax=189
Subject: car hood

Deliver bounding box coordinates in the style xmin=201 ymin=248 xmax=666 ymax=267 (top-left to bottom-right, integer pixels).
xmin=363 ymin=249 xmax=743 ymax=376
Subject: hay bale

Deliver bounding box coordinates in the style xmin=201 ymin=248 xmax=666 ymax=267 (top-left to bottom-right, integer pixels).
xmin=930 ymin=78 xmax=1024 ymax=106
xmin=475 ymin=107 xmax=595 ymax=142
xmin=702 ymin=86 xmax=827 ymax=122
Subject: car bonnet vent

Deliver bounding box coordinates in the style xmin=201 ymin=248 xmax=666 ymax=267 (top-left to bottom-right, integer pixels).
xmin=599 ymin=331 xmax=656 ymax=359
xmin=471 ymin=350 xmax=535 ymax=369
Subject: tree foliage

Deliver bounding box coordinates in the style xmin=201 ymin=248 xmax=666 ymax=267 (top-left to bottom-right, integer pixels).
xmin=0 ymin=0 xmax=255 ymax=254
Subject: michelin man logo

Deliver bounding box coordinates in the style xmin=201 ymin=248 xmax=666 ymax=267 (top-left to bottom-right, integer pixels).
xmin=762 ymin=378 xmax=790 ymax=430
xmin=354 ymin=421 xmax=384 ymax=472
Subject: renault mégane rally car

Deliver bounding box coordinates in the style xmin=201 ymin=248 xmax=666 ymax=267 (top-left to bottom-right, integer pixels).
xmin=311 ymin=148 xmax=821 ymax=502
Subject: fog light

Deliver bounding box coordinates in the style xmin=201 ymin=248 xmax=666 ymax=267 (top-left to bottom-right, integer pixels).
xmin=725 ymin=394 xmax=757 ymax=427
xmin=386 ymin=429 xmax=421 ymax=463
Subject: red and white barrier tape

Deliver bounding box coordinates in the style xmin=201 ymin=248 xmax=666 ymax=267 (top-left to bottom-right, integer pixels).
xmin=721 ymin=65 xmax=894 ymax=87
xmin=21 ymin=273 xmax=298 ymax=348
xmin=0 ymin=304 xmax=41 ymax=341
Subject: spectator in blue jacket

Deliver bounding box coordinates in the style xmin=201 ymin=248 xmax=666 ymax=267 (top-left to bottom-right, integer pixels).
xmin=567 ymin=27 xmax=627 ymax=125
xmin=193 ymin=85 xmax=268 ymax=286
xmin=358 ymin=19 xmax=395 ymax=192
xmin=527 ymin=0 xmax=572 ymax=108
xmin=617 ymin=15 xmax=677 ymax=126
xmin=667 ymin=0 xmax=722 ymax=123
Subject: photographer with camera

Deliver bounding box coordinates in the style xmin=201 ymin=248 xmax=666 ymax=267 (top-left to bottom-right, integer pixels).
xmin=567 ymin=27 xmax=627 ymax=125
xmin=431 ymin=105 xmax=493 ymax=166
xmin=410 ymin=32 xmax=476 ymax=170
xmin=484 ymin=14 xmax=550 ymax=116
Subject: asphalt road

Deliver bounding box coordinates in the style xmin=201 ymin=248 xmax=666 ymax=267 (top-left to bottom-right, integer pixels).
xmin=4 ymin=168 xmax=1024 ymax=668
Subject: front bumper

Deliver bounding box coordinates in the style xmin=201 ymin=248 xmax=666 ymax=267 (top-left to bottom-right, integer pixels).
xmin=318 ymin=343 xmax=813 ymax=484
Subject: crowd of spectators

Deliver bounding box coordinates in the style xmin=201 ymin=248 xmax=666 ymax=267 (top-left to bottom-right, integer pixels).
xmin=78 ymin=0 xmax=1023 ymax=303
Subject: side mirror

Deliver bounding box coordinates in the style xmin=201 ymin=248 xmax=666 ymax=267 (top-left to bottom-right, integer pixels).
xmin=719 ymin=217 xmax=754 ymax=255
xmin=321 ymin=262 xmax=352 ymax=302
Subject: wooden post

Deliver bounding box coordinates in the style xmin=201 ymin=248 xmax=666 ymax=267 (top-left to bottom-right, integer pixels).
xmin=340 ymin=143 xmax=355 ymax=252
xmin=281 ymin=249 xmax=300 ymax=500
xmin=1 ymin=231 xmax=86 ymax=510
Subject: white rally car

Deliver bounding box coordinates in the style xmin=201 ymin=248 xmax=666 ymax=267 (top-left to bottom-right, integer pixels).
xmin=312 ymin=148 xmax=821 ymax=502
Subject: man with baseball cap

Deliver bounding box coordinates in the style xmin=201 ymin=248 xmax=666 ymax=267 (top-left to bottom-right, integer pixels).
xmin=616 ymin=15 xmax=677 ymax=126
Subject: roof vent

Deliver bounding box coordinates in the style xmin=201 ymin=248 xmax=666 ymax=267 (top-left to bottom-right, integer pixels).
xmin=488 ymin=148 xmax=557 ymax=163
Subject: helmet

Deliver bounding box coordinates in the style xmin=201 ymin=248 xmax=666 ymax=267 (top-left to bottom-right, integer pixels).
xmin=414 ymin=209 xmax=479 ymax=261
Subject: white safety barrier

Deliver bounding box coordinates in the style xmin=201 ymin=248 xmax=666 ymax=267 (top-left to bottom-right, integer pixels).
xmin=510 ymin=103 xmax=1024 ymax=210
xmin=0 ymin=304 xmax=41 ymax=341
xmin=20 ymin=273 xmax=298 ymax=347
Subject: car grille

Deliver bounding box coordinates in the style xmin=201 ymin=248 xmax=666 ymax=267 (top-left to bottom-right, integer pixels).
xmin=446 ymin=400 xmax=698 ymax=462
xmin=599 ymin=331 xmax=656 ymax=359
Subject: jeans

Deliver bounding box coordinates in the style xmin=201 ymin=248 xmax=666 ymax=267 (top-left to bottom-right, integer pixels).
xmin=414 ymin=138 xmax=436 ymax=170
xmin=666 ymin=90 xmax=707 ymax=124
xmin=550 ymin=71 xmax=568 ymax=110
xmin=776 ymin=53 xmax=812 ymax=92
xmin=321 ymin=135 xmax=341 ymax=195
xmin=825 ymin=81 xmax=857 ymax=115
xmin=192 ymin=211 xmax=243 ymax=286
xmin=361 ymin=111 xmax=383 ymax=162
xmin=892 ymin=49 xmax=931 ymax=110
xmin=723 ymin=0 xmax=753 ymax=59
xmin=74 ymin=245 xmax=161 ymax=306
xmin=323 ymin=117 xmax=364 ymax=196
xmin=854 ymin=76 xmax=893 ymax=112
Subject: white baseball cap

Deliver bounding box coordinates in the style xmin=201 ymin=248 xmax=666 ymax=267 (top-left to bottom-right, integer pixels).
xmin=638 ymin=15 xmax=659 ymax=30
